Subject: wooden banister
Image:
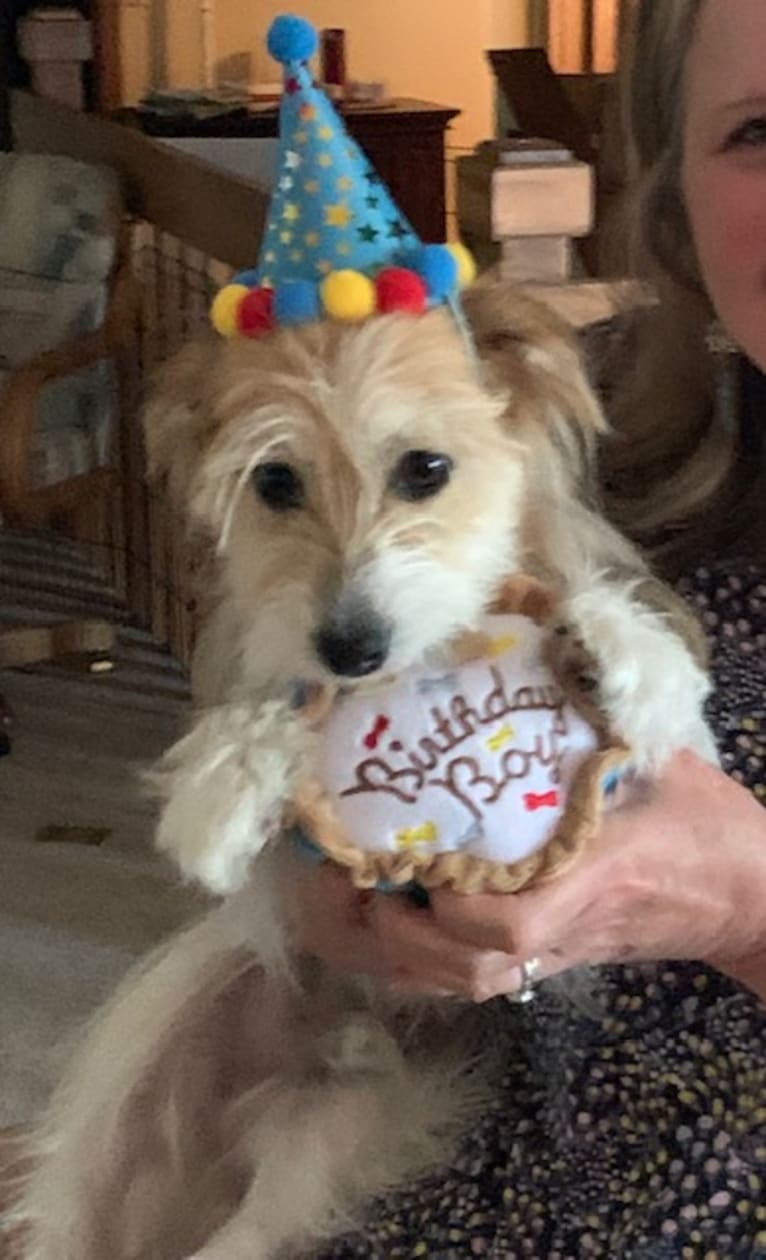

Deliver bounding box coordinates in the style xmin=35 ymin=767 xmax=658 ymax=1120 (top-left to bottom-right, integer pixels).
xmin=10 ymin=90 xmax=270 ymax=269
xmin=5 ymin=90 xmax=276 ymax=667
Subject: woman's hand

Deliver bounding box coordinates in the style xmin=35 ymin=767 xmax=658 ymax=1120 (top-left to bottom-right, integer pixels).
xmin=431 ymin=750 xmax=766 ymax=994
xmin=290 ymin=858 xmax=523 ymax=999
xmin=290 ymin=751 xmax=766 ymax=1002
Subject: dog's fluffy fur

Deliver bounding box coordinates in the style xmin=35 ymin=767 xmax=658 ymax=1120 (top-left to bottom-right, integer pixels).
xmin=9 ymin=286 xmax=715 ymax=1259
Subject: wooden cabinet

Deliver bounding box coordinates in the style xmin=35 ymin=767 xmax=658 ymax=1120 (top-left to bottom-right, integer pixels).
xmin=121 ymin=98 xmax=459 ymax=244
xmin=337 ymin=100 xmax=459 ymax=244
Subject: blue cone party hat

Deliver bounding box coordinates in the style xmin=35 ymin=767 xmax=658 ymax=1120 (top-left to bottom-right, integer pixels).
xmin=211 ymin=14 xmax=476 ymax=338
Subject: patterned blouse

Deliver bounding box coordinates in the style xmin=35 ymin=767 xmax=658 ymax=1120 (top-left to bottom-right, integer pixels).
xmin=318 ymin=560 xmax=766 ymax=1260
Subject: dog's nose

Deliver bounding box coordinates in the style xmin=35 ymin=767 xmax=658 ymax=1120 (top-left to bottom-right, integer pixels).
xmin=314 ymin=618 xmax=392 ymax=678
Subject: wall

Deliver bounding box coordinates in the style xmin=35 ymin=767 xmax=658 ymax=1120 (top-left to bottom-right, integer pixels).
xmin=543 ymin=0 xmax=622 ymax=73
xmin=120 ymin=0 xmax=531 ymax=151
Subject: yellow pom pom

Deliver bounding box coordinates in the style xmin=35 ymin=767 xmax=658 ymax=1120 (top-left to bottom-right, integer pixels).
xmin=210 ymin=284 xmax=249 ymax=337
xmin=446 ymin=242 xmax=477 ymax=289
xmin=320 ymin=270 xmax=376 ymax=322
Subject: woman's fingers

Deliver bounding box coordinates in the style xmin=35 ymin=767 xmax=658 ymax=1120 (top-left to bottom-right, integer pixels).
xmin=427 ymin=883 xmax=571 ymax=959
xmin=295 ymin=864 xmax=612 ymax=1000
xmin=427 ymin=794 xmax=651 ymax=960
xmin=295 ymin=866 xmax=523 ymax=999
xmin=368 ymin=894 xmax=521 ymax=999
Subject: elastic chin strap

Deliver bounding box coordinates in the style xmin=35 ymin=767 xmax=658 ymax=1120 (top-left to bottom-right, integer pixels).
xmin=447 ymin=292 xmax=484 ymax=379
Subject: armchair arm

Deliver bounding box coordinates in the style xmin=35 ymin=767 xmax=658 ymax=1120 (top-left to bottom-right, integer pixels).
xmin=0 ymin=252 xmax=138 ymax=522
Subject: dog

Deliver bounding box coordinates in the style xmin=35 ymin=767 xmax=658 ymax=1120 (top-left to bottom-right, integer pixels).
xmin=8 ymin=285 xmax=715 ymax=1259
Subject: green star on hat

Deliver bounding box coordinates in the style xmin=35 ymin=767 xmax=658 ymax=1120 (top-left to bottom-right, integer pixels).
xmin=211 ymin=14 xmax=476 ymax=339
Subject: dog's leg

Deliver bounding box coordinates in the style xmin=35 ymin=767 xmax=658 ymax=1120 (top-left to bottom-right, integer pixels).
xmin=14 ymin=893 xmax=477 ymax=1260
xmin=151 ymin=697 xmax=314 ymax=894
xmin=11 ymin=889 xmax=295 ymax=1260
xmin=554 ymin=579 xmax=714 ymax=769
xmin=537 ymin=501 xmax=716 ymax=769
xmin=186 ymin=1014 xmax=472 ymax=1260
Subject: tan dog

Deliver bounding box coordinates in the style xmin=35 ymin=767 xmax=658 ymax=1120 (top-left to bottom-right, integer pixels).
xmin=10 ymin=286 xmax=714 ymax=1260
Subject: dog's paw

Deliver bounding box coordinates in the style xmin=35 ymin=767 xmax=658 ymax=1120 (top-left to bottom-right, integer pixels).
xmin=561 ymin=587 xmax=716 ymax=770
xmin=150 ymin=699 xmax=313 ymax=894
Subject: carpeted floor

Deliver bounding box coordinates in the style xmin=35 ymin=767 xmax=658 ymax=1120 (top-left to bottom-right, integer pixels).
xmin=0 ymin=530 xmax=205 ymax=1128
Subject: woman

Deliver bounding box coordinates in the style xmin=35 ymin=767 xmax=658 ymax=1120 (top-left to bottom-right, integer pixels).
xmin=307 ymin=2 xmax=766 ymax=1255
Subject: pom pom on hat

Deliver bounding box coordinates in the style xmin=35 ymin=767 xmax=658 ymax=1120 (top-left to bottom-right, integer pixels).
xmin=375 ymin=267 xmax=428 ymax=315
xmin=446 ymin=242 xmax=477 ymax=289
xmin=237 ymin=287 xmax=275 ymax=337
xmin=321 ymin=270 xmax=376 ymax=322
xmin=274 ymin=279 xmax=321 ymax=326
xmin=267 ymin=15 xmax=319 ymax=66
xmin=211 ymin=284 xmax=249 ymax=337
xmin=409 ymin=244 xmax=460 ymax=301
xmin=231 ymin=267 xmax=262 ymax=288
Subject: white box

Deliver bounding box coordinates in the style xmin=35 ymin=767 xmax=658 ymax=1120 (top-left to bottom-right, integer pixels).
xmin=17 ymin=11 xmax=93 ymax=63
xmin=491 ymin=160 xmax=594 ymax=240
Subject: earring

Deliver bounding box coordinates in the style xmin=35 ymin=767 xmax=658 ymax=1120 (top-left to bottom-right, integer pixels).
xmin=705 ymin=318 xmax=738 ymax=356
xmin=706 ymin=319 xmax=740 ymax=435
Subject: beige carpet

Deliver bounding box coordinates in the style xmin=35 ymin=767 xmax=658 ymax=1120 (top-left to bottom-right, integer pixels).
xmin=0 ymin=665 xmax=206 ymax=1127
xmin=0 ymin=530 xmax=206 ymax=1128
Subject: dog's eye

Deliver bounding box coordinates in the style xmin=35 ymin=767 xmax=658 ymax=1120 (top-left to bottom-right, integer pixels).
xmin=252 ymin=462 xmax=305 ymax=511
xmin=390 ymin=450 xmax=453 ymax=502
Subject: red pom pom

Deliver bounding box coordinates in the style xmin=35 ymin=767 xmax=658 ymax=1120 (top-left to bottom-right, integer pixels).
xmin=237 ymin=287 xmax=275 ymax=337
xmin=375 ymin=268 xmax=428 ymax=315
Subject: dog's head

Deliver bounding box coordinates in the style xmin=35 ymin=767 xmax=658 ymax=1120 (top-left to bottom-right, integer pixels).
xmin=145 ymin=285 xmax=605 ymax=691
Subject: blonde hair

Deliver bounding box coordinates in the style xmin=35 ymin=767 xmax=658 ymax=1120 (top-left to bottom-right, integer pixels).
xmin=601 ymin=0 xmax=765 ymax=572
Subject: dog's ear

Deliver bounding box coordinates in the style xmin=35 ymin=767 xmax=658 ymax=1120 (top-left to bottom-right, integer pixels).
xmin=142 ymin=338 xmax=220 ymax=507
xmin=463 ymin=284 xmax=607 ymax=499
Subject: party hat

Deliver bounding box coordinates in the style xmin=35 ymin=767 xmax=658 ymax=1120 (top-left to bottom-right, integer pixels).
xmin=211 ymin=14 xmax=476 ymax=338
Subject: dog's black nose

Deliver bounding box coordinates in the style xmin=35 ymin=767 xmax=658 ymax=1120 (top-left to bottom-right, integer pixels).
xmin=314 ymin=618 xmax=392 ymax=678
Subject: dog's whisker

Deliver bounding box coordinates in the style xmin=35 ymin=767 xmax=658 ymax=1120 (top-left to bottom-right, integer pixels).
xmin=198 ymin=414 xmax=300 ymax=550
xmin=217 ymin=437 xmax=287 ymax=553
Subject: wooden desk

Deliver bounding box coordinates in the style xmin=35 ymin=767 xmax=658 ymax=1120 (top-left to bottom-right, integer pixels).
xmin=118 ymin=98 xmax=460 ymax=244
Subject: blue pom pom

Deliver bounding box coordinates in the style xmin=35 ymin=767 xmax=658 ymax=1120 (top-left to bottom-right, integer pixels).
xmin=602 ymin=768 xmax=625 ymax=798
xmin=410 ymin=244 xmax=459 ymax=300
xmin=231 ymin=268 xmax=261 ymax=288
xmin=267 ymin=15 xmax=319 ymax=66
xmin=274 ymin=279 xmax=321 ymax=325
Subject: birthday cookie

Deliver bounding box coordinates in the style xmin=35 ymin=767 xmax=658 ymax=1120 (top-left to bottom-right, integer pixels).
xmin=292 ymin=583 xmax=631 ymax=894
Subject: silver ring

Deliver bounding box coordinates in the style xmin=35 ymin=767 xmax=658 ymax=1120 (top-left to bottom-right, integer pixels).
xmin=506 ymin=956 xmax=542 ymax=1005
